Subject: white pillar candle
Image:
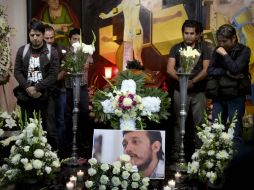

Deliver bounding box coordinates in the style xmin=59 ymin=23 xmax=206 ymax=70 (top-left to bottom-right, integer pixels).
xmin=163 ymin=185 xmax=171 ymax=190
xmin=168 ymin=179 xmax=175 ymax=188
xmin=66 ymin=181 xmax=74 ymax=190
xmin=175 ymin=172 xmax=182 ymax=183
xmin=70 ymin=175 xmax=77 ymax=186
xmin=77 ymin=170 xmax=84 ymax=181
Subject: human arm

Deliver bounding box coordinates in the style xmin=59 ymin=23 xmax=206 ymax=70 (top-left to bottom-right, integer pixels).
xmin=99 ymin=3 xmax=123 ymax=19
xmin=167 ymin=57 xmax=179 ymax=81
xmin=217 ymin=46 xmax=251 ymax=74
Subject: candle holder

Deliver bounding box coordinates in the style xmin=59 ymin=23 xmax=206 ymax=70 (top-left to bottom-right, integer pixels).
xmin=176 ymin=73 xmax=192 ymax=167
xmin=67 ymin=73 xmax=83 ymax=166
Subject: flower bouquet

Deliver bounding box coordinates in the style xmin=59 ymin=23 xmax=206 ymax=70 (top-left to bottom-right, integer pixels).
xmin=92 ymin=71 xmax=170 ymax=130
xmin=179 ymin=46 xmax=200 ymax=73
xmin=0 ymin=113 xmax=61 ymax=184
xmin=61 ymin=31 xmax=96 ymax=74
xmin=0 ymin=5 xmax=12 ymax=85
xmin=85 ymin=154 xmax=150 ymax=190
xmin=187 ymin=114 xmax=236 ymax=185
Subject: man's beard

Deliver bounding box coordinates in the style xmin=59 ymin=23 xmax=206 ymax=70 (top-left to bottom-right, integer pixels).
xmin=137 ymin=156 xmax=152 ymax=171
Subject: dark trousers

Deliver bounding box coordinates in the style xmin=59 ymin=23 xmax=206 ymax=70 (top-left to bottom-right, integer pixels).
xmin=18 ymin=96 xmax=60 ymax=151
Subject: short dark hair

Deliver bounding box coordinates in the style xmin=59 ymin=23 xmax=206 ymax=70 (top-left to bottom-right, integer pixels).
xmin=216 ymin=24 xmax=237 ymax=40
xmin=123 ymin=131 xmax=164 ymax=160
xmin=28 ymin=19 xmax=45 ymax=34
xmin=44 ymin=24 xmax=55 ymax=32
xmin=181 ymin=19 xmax=200 ymax=34
xmin=69 ymin=28 xmax=80 ymax=39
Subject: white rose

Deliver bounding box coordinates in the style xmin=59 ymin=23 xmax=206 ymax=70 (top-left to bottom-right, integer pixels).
xmin=88 ymin=168 xmax=97 ymax=176
xmin=100 ymin=175 xmax=109 ymax=184
xmin=132 ymin=172 xmax=141 ymax=181
xmin=21 ymin=158 xmax=28 ymax=165
xmin=131 ymin=182 xmax=139 ymax=189
xmin=52 ymin=160 xmax=61 ymax=168
xmin=99 ymin=185 xmax=106 ymax=190
xmin=121 ymin=180 xmax=128 ymax=189
xmin=85 ymin=180 xmax=93 ymax=188
xmin=120 ymin=154 xmax=130 ymax=162
xmin=88 ymin=158 xmax=97 ymax=165
xmin=11 ymin=154 xmax=21 ymax=164
xmin=122 ymin=171 xmax=130 ymax=179
xmin=122 ymin=97 xmax=132 ymax=107
xmin=111 ymin=176 xmax=121 ymax=186
xmin=100 ymin=163 xmax=109 ymax=171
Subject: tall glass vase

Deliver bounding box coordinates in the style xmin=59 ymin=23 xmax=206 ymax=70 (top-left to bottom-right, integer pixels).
xmin=68 ymin=73 xmax=83 ymax=166
xmin=176 ymin=73 xmax=191 ymax=166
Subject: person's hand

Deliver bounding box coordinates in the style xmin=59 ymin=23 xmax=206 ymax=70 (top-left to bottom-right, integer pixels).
xmin=187 ymin=80 xmax=194 ymax=89
xmin=216 ymin=47 xmax=227 ymax=56
xmin=57 ymin=70 xmax=67 ymax=80
xmin=33 ymin=92 xmax=42 ymax=99
xmin=26 ymin=86 xmax=37 ymax=97
xmin=99 ymin=13 xmax=106 ymax=19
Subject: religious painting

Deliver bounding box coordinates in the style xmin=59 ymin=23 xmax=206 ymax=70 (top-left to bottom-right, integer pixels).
xmin=95 ymin=0 xmax=202 ymax=71
xmin=92 ymin=129 xmax=166 ymax=179
xmin=27 ymin=0 xmax=83 ymax=48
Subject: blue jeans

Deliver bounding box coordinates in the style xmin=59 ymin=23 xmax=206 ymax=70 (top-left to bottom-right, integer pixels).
xmin=212 ymin=97 xmax=245 ymax=149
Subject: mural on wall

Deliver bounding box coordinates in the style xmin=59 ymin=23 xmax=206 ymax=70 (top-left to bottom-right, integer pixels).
xmin=96 ymin=0 xmax=201 ymax=72
xmin=29 ymin=0 xmax=82 ymax=48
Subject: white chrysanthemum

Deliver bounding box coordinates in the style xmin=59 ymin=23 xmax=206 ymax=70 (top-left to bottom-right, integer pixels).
xmin=88 ymin=158 xmax=97 ymax=165
xmin=32 ymin=159 xmax=43 ymax=169
xmin=207 ymin=150 xmax=215 ymax=156
xmin=101 ymin=99 xmax=114 ymax=113
xmin=85 ymin=180 xmax=94 ymax=188
xmin=88 ymin=168 xmax=97 ymax=176
xmin=120 ymin=79 xmax=136 ymax=94
xmin=205 ymin=161 xmax=214 ymax=169
xmin=34 ymin=149 xmax=44 ymax=158
xmin=120 ymin=118 xmax=136 ymax=130
xmin=142 ymin=97 xmax=161 ymax=112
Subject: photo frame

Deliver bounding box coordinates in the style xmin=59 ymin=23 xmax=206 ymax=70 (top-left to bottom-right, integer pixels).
xmin=92 ymin=129 xmax=166 ymax=179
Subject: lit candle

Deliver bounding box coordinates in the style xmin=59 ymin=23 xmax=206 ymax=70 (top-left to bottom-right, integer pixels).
xmin=163 ymin=185 xmax=171 ymax=190
xmin=77 ymin=170 xmax=84 ymax=181
xmin=70 ymin=175 xmax=77 ymax=186
xmin=175 ymin=172 xmax=182 ymax=183
xmin=168 ymin=179 xmax=175 ymax=188
xmin=66 ymin=181 xmax=74 ymax=190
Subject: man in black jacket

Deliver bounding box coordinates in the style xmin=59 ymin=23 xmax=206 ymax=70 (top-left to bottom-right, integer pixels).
xmin=14 ymin=19 xmax=60 ymax=150
xmin=207 ymin=24 xmax=251 ymax=150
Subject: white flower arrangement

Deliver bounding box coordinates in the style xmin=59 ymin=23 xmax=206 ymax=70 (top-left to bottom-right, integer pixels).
xmin=85 ymin=154 xmax=150 ymax=190
xmin=179 ymin=46 xmax=201 ymax=73
xmin=0 ymin=106 xmax=22 ymax=146
xmin=0 ymin=5 xmax=12 ymax=85
xmin=0 ymin=114 xmax=61 ymax=183
xmin=61 ymin=31 xmax=96 ymax=74
xmin=92 ymin=72 xmax=170 ymax=130
xmin=187 ymin=114 xmax=236 ymax=185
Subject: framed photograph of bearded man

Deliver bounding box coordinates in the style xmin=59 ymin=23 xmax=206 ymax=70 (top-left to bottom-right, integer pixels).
xmin=92 ymin=129 xmax=166 ymax=179
xmin=27 ymin=0 xmax=83 ymax=48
